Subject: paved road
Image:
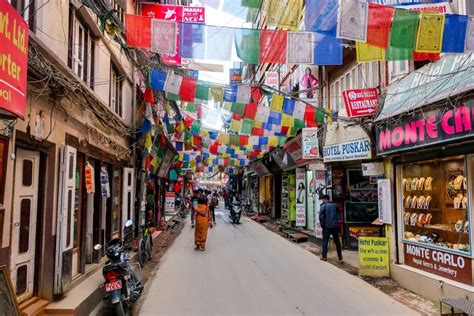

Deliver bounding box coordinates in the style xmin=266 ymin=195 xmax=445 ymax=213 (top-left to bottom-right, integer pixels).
xmin=139 ymin=205 xmax=417 ymax=316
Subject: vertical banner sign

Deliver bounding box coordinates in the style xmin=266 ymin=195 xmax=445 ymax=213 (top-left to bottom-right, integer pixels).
xmin=165 ymin=191 xmax=176 ymax=213
xmin=295 ymin=168 xmax=307 ymax=227
xmin=0 ymin=2 xmax=28 ymax=119
xmin=314 ymin=170 xmax=326 ymax=238
xmin=302 ymin=127 xmax=319 ymax=159
xmin=358 ymin=237 xmax=390 ymax=277
xmin=142 ymin=4 xmax=205 ymax=65
xmin=377 ymin=179 xmax=392 ymax=224
xmin=229 ymin=68 xmax=242 ymax=84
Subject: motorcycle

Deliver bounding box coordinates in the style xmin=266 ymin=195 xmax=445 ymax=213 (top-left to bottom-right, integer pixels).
xmin=94 ymin=220 xmax=143 ymax=316
xmin=229 ymin=200 xmax=242 ymax=224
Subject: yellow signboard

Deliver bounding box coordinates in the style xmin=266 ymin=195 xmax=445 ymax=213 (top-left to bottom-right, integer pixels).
xmin=358 ymin=237 xmax=390 ymax=277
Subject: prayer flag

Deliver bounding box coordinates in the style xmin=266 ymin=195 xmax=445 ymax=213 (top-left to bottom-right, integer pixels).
xmin=164 ymin=73 xmax=183 ymax=95
xmin=386 ymin=46 xmax=412 ymax=61
xmin=125 ymin=14 xmax=151 ymax=49
xmin=179 ymin=77 xmax=197 ymax=102
xmin=260 ymin=30 xmax=287 ymax=64
xmin=413 ymin=51 xmax=440 ymax=61
xmin=282 ymin=114 xmax=294 ymax=127
xmin=442 ymin=14 xmax=468 ymax=53
xmin=191 ymin=121 xmax=202 ymax=136
xmin=314 ymin=33 xmax=342 ymax=65
xmin=239 ymin=135 xmax=249 ymax=146
xmin=224 ymin=85 xmax=238 ymax=102
xmin=367 ymin=3 xmax=394 ymax=49
xmin=234 ymin=28 xmax=260 ymax=64
xmin=144 ymin=88 xmax=154 ymax=104
xmin=294 ymin=101 xmax=306 ymax=120
xmin=337 ymin=0 xmax=368 ymax=42
xmin=231 ymin=103 xmax=245 ymax=116
xmin=242 ymin=0 xmax=262 ymax=9
xmin=252 ymin=127 xmax=264 ymax=136
xmin=356 ymin=42 xmax=385 ymax=63
xmin=186 ymin=103 xmax=198 ymax=113
xmin=265 ymin=0 xmax=303 ymax=31
xmin=304 ymin=105 xmax=316 ymax=122
xmin=180 ymin=23 xmax=205 ymax=59
xmin=287 ymin=32 xmax=314 ymax=64
xmin=151 ymin=19 xmax=178 ymax=55
xmin=282 ymin=98 xmax=295 ymax=115
xmin=305 ymin=0 xmax=338 ymax=36
xmin=150 ymin=69 xmax=167 ymax=91
xmin=268 ymin=112 xmax=282 ymax=125
xmin=206 ymin=26 xmax=234 ymax=61
xmin=294 ymin=118 xmax=305 ymax=130
xmin=251 ymin=87 xmax=263 ymax=103
xmin=192 ymin=136 xmax=202 ymax=147
xmin=270 ymin=94 xmax=284 ymax=113
xmin=241 ymin=118 xmax=254 ymax=135
xmin=389 ymin=9 xmax=420 ymax=50
xmin=144 ymin=132 xmax=152 ymax=153
xmin=222 ymin=102 xmax=232 ymax=111
xmin=211 ymin=87 xmax=224 ymax=102
xmin=243 ymin=102 xmax=258 ymax=119
xmin=230 ymin=118 xmax=242 ymax=132
xmin=229 ymin=134 xmax=239 ymax=146
xmin=416 ymin=13 xmax=445 ymax=53
xmin=466 ymin=17 xmax=474 ymax=52
xmin=255 ymin=105 xmax=270 ymax=122
xmin=195 ymin=82 xmax=210 ymax=101
xmin=236 ymin=85 xmax=251 ymax=104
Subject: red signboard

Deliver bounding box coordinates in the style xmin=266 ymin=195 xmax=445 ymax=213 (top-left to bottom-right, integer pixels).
xmin=0 ymin=2 xmax=29 ymax=119
xmin=141 ymin=4 xmax=205 ymax=66
xmin=404 ymin=243 xmax=472 ymax=285
xmin=343 ymin=88 xmax=379 ymax=119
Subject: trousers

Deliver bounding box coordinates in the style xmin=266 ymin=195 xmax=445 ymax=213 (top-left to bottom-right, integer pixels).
xmin=322 ymin=227 xmax=343 ymax=259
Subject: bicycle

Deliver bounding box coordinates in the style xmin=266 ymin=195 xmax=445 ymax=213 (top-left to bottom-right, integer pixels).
xmin=138 ymin=221 xmax=153 ymax=267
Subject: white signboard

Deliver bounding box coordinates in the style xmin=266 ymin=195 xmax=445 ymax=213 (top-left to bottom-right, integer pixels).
xmin=265 ymin=71 xmax=279 ymax=90
xmin=323 ymin=139 xmax=372 ymax=162
xmin=295 ymin=168 xmax=306 ymax=227
xmin=165 ymin=191 xmax=176 ymax=213
xmin=314 ymin=170 xmax=326 ymax=238
xmin=377 ymin=179 xmax=392 ymax=225
xmin=362 ymin=162 xmax=385 ymax=176
xmin=302 ymin=127 xmax=320 ymax=160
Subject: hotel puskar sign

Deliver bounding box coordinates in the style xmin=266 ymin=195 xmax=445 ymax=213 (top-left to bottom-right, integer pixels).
xmin=376 ymin=101 xmax=474 ymax=155
xmin=404 ymin=243 xmax=472 ymax=285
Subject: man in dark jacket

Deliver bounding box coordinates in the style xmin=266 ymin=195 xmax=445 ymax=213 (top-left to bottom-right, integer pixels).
xmin=319 ymin=195 xmax=343 ymax=262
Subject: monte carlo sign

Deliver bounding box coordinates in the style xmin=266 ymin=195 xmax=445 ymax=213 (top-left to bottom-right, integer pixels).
xmin=0 ymin=1 xmax=28 ymax=119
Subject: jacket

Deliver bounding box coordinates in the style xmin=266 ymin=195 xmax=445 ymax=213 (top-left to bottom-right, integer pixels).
xmin=319 ymin=201 xmax=339 ymax=229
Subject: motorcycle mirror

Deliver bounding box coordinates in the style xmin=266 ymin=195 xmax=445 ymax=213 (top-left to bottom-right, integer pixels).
xmin=93 ymin=244 xmax=102 ymax=251
xmin=125 ymin=219 xmax=133 ymax=228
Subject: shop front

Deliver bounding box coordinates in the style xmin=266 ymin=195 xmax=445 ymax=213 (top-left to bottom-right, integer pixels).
xmin=376 ymin=98 xmax=474 ymax=299
xmin=251 ymin=160 xmax=272 ymax=215
xmin=271 ymin=148 xmax=297 ymax=224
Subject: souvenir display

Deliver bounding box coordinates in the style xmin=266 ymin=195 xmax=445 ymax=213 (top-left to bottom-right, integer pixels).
xmin=401 ymin=157 xmax=469 ymax=254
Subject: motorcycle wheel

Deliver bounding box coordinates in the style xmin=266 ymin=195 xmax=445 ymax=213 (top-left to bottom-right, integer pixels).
xmin=114 ymin=301 xmax=130 ymax=316
xmin=146 ymin=235 xmax=153 ymax=258
xmin=138 ymin=239 xmax=147 ymax=267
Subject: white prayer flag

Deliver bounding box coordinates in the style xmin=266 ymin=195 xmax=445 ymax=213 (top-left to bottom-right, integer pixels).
xmin=250 ymin=136 xmax=259 ymax=146
xmin=164 ymin=72 xmax=182 ymax=95
xmin=236 ymin=85 xmax=251 ymax=104
xmin=255 ymin=105 xmax=270 ymax=122
xmin=337 ymin=0 xmax=368 ymax=42
xmin=151 ymin=19 xmax=178 ymax=54
xmin=466 ymin=16 xmax=474 ymax=52
xmin=294 ymin=101 xmax=306 ymax=120
xmin=287 ymin=32 xmax=314 ymax=64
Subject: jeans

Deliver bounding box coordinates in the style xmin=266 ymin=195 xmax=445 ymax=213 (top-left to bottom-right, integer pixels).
xmin=322 ymin=227 xmax=343 ymax=259
xmin=210 ymin=207 xmax=216 ymax=222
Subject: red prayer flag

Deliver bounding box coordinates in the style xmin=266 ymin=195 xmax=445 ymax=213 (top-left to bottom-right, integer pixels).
xmin=193 ymin=136 xmax=202 ymax=147
xmin=251 ymin=87 xmax=263 ymax=103
xmin=224 ymin=158 xmax=230 ymax=166
xmin=413 ymin=51 xmax=440 ymax=61
xmin=184 ymin=115 xmax=194 ymax=128
xmin=260 ymin=30 xmax=287 ymax=64
xmin=232 ymin=113 xmax=243 ymax=120
xmin=304 ymin=105 xmax=316 ymax=122
xmin=179 ymin=77 xmax=197 ymax=102
xmin=209 ymin=144 xmax=218 ymax=154
xmin=197 ymin=104 xmax=202 ymax=119
xmin=280 ymin=126 xmax=290 ymax=134
xmin=243 ymin=102 xmax=258 ymax=119
xmin=239 ymin=135 xmax=249 ymax=146
xmin=126 ymin=14 xmax=151 ymax=49
xmin=145 ymin=155 xmax=151 ymax=169
xmin=144 ymin=87 xmax=154 ymax=104
xmin=367 ymin=3 xmax=394 ymax=49
xmin=306 ymin=120 xmax=318 ymax=128
xmin=252 ymin=127 xmax=264 ymax=136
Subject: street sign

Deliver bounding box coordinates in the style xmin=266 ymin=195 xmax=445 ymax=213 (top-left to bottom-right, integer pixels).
xmin=358 ymin=237 xmax=390 ymax=277
xmin=343 ymin=88 xmax=379 ymax=119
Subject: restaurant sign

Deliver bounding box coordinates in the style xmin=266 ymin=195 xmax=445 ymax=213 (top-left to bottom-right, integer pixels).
xmin=376 ymin=101 xmax=474 ymax=155
xmin=404 ymin=243 xmax=472 ymax=285
xmin=343 ymin=88 xmax=379 ymax=118
xmin=323 ymin=139 xmax=372 ymax=162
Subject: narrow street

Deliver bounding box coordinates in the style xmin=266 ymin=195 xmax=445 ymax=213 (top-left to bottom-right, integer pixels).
xmin=138 ymin=205 xmax=417 ymax=316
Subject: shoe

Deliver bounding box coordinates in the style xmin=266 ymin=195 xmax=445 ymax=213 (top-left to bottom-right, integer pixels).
xmin=194 ymin=246 xmax=200 ymax=251
xmin=338 ymin=257 xmax=344 ymax=263
xmin=320 ymin=256 xmax=327 ymax=261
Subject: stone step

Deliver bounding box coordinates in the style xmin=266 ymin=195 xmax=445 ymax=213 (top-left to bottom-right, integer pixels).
xmin=19 ymin=297 xmax=49 ymax=316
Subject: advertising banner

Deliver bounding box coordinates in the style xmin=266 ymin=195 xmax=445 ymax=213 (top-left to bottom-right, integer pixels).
xmin=404 ymin=243 xmax=472 ymax=285
xmin=165 ymin=191 xmax=176 ymax=213
xmin=0 ymin=1 xmax=29 ymax=119
xmin=286 ymin=133 xmax=304 ymax=164
xmin=264 ymin=71 xmax=279 ymax=90
xmin=142 ymin=4 xmax=205 ymax=65
xmin=295 ymin=168 xmax=306 ymax=227
xmin=302 ymin=128 xmax=319 ymax=159
xmin=229 ymin=68 xmax=242 ymax=84
xmin=358 ymin=237 xmax=390 ymax=277
xmin=376 ymin=101 xmax=474 ymax=155
xmin=314 ymin=170 xmax=326 ymax=238
xmin=368 ymin=1 xmax=451 ymax=13
xmin=362 ymin=162 xmax=385 ymax=176
xmin=377 ymin=179 xmax=392 ymax=224
xmin=323 ymin=138 xmax=372 ymax=162
xmin=343 ymin=88 xmax=379 ymax=118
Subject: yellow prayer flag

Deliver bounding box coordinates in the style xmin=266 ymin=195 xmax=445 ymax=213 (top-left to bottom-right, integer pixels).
xmin=356 ymin=42 xmax=385 ymax=63
xmin=211 ymin=87 xmax=224 ymax=103
xmin=270 ymin=94 xmax=285 ymax=113
xmin=190 ymin=160 xmax=196 ymax=167
xmin=254 ymin=120 xmax=263 ymax=128
xmin=145 ymin=132 xmax=152 ymax=152
xmin=416 ymin=13 xmax=445 ymax=53
xmin=230 ymin=119 xmax=242 ymax=132
xmin=269 ymin=136 xmax=279 ymax=147
xmin=326 ymin=109 xmax=333 ymax=125
xmin=265 ymin=0 xmax=303 ymax=31
xmin=222 ymin=102 xmax=233 ymax=111
xmin=282 ymin=114 xmax=294 ymax=127
xmin=200 ymin=129 xmax=208 ymax=137
xmin=219 ymin=133 xmax=230 ymax=145
xmin=150 ymin=156 xmax=159 ymax=173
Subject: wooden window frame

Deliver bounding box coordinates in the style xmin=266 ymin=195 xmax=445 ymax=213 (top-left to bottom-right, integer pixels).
xmin=0 ymin=137 xmax=8 ymax=205
xmin=109 ymin=65 xmax=123 ymax=118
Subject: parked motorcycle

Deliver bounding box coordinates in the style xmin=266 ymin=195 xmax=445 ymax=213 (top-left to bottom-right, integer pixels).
xmin=229 ymin=201 xmax=242 ymax=224
xmin=95 ymin=220 xmax=143 ymax=316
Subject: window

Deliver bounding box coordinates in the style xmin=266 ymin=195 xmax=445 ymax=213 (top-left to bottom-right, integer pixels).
xmin=110 ymin=66 xmax=123 ymax=117
xmin=0 ymin=138 xmax=8 ymax=204
xmin=9 ymin=0 xmax=35 ymax=31
xmin=110 ymin=0 xmax=125 ymax=25
xmin=389 ymin=61 xmax=409 ymax=83
xmin=68 ymin=6 xmax=95 ymax=89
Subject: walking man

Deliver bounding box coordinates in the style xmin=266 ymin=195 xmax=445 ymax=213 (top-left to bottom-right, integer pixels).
xmin=319 ymin=195 xmax=343 ymax=262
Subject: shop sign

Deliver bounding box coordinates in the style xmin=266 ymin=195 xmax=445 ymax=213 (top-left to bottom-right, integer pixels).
xmin=165 ymin=191 xmax=176 ymax=213
xmin=309 ymin=162 xmax=326 ymax=171
xmin=314 ymin=170 xmax=326 ymax=238
xmin=286 ymin=133 xmax=304 ymax=164
xmin=264 ymin=71 xmax=279 ymax=90
xmin=362 ymin=162 xmax=385 ymax=176
xmin=323 ymin=138 xmax=372 ymax=162
xmin=377 ymin=179 xmax=392 ymax=225
xmin=302 ymin=127 xmax=320 ymax=159
xmin=0 ymin=2 xmax=28 ymax=119
xmin=229 ymin=68 xmax=242 ymax=84
xmin=377 ymin=101 xmax=474 ymax=155
xmin=343 ymin=88 xmax=379 ymax=119
xmin=358 ymin=237 xmax=390 ymax=277
xmin=404 ymin=243 xmax=472 ymax=285
xmin=368 ymin=1 xmax=451 ymax=13
xmin=295 ymin=168 xmax=306 ymax=227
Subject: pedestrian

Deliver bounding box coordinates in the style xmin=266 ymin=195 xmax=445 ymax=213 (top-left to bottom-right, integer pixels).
xmin=191 ymin=189 xmax=200 ymax=228
xmin=194 ymin=195 xmax=213 ymax=251
xmin=319 ymin=195 xmax=343 ymax=262
xmin=208 ymin=190 xmax=217 ymax=225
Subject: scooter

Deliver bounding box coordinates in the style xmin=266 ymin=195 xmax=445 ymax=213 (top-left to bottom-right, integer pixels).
xmin=229 ymin=201 xmax=242 ymax=224
xmin=95 ymin=220 xmax=143 ymax=316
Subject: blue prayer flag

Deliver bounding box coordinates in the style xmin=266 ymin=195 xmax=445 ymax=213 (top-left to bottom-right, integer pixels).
xmin=442 ymin=14 xmax=468 ymax=53
xmin=150 ymin=69 xmax=167 ymax=91
xmin=268 ymin=112 xmax=282 ymax=125
xmin=305 ymin=0 xmax=338 ymax=36
xmin=314 ymin=33 xmax=343 ymax=65
xmin=282 ymin=98 xmax=295 ymax=115
xmin=180 ymin=23 xmax=205 ymax=59
xmin=224 ymin=85 xmax=238 ymax=102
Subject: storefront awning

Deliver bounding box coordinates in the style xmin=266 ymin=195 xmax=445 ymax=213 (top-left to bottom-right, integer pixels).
xmin=271 ymin=147 xmax=296 ymax=170
xmin=251 ymin=160 xmax=270 ymax=176
xmin=375 ymin=53 xmax=474 ymax=122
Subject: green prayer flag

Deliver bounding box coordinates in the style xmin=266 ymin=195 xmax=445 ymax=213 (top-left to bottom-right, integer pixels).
xmin=167 ymin=93 xmax=180 ymax=101
xmin=278 ymin=137 xmax=286 ymax=147
xmin=191 ymin=121 xmax=202 ymax=134
xmin=246 ymin=7 xmax=259 ymax=23
xmin=229 ymin=134 xmax=239 ymax=146
xmin=231 ymin=103 xmax=245 ymax=115
xmin=389 ymin=9 xmax=420 ymax=50
xmin=167 ymin=123 xmax=175 ymax=134
xmin=241 ymin=118 xmax=254 ymax=135
xmin=294 ymin=118 xmax=305 ymax=130
xmin=316 ymin=110 xmax=325 ymax=125
xmin=185 ymin=130 xmax=192 ymax=142
xmin=242 ymin=0 xmax=262 ymax=8
xmin=186 ymin=103 xmax=198 ymax=113
xmin=386 ymin=46 xmax=413 ymax=61
xmin=195 ymin=82 xmax=210 ymax=101
xmin=234 ymin=28 xmax=260 ymax=64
